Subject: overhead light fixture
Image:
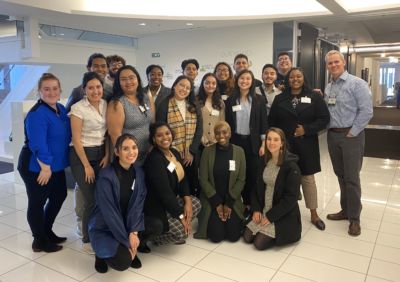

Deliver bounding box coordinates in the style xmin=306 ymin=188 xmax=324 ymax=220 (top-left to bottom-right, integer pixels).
xmin=82 ymin=0 xmax=330 ymax=19
xmin=347 ymin=44 xmax=400 ymax=53
xmin=335 ymin=0 xmax=400 ymax=13
xmin=186 ymin=23 xmax=193 ymax=26
xmin=389 ymin=57 xmax=398 ymax=63
xmin=381 ymin=53 xmax=386 ymax=57
xmin=138 ymin=23 xmax=146 ymax=26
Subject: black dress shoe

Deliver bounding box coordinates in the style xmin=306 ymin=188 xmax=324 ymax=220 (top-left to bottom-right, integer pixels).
xmin=348 ymin=222 xmax=361 ymax=236
xmin=312 ymin=219 xmax=326 ymax=231
xmin=137 ymin=242 xmax=151 ymax=253
xmin=32 ymin=239 xmax=63 ymax=253
xmin=47 ymin=230 xmax=67 ymax=244
xmin=326 ymin=210 xmax=348 ymax=221
xmin=95 ymin=256 xmax=108 ymax=273
xmin=130 ymin=255 xmax=142 ymax=269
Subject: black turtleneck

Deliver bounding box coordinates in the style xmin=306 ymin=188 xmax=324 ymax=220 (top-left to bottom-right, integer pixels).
xmin=112 ymin=160 xmax=135 ymax=219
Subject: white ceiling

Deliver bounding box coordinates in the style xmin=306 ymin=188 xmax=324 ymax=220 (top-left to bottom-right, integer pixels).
xmin=0 ymin=0 xmax=400 ymax=45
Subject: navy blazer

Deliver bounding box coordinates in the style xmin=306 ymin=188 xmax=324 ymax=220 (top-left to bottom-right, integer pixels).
xmin=88 ymin=164 xmax=146 ymax=258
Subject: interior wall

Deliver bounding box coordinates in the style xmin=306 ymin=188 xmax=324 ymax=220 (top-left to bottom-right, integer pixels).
xmin=136 ymin=23 xmax=274 ymax=87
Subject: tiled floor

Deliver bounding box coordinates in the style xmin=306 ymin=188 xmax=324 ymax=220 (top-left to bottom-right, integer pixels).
xmin=0 ymin=135 xmax=400 ymax=282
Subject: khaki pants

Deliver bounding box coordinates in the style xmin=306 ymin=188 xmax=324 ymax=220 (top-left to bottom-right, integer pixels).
xmin=301 ymin=174 xmax=318 ymax=210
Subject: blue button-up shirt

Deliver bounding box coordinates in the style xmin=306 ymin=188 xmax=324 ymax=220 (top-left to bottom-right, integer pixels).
xmin=325 ymin=71 xmax=373 ymax=136
xmin=235 ymin=96 xmax=252 ymax=135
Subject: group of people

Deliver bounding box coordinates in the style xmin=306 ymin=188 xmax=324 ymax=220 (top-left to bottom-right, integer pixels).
xmin=17 ymin=49 xmax=373 ymax=274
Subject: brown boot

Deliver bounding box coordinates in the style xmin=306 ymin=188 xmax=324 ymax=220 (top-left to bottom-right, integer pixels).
xmin=326 ymin=210 xmax=348 ymax=221
xmin=348 ymin=222 xmax=361 ymax=236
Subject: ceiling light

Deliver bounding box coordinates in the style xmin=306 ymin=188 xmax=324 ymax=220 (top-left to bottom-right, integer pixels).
xmin=381 ymin=53 xmax=386 ymax=57
xmin=186 ymin=23 xmax=193 ymax=26
xmin=335 ymin=0 xmax=400 ymax=13
xmin=82 ymin=0 xmax=330 ymax=19
xmin=138 ymin=23 xmax=146 ymax=26
xmin=348 ymin=44 xmax=400 ymax=53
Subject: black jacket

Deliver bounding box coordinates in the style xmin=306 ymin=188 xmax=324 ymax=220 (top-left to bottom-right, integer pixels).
xmin=143 ymin=84 xmax=171 ymax=109
xmin=225 ymin=94 xmax=268 ymax=155
xmin=268 ymin=91 xmax=330 ymax=175
xmin=251 ymin=152 xmax=302 ymax=246
xmin=143 ymin=147 xmax=190 ymax=232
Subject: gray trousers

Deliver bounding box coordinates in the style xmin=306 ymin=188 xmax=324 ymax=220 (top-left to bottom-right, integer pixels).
xmin=327 ymin=130 xmax=364 ymax=223
xmin=70 ymin=145 xmax=104 ymax=242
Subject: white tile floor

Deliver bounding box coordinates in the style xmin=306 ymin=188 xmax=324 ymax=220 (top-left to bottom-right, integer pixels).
xmin=1 ymin=136 xmax=400 ymax=282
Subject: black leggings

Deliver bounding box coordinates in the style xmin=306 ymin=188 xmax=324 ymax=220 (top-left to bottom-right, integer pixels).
xmin=207 ymin=209 xmax=243 ymax=243
xmin=243 ymin=227 xmax=275 ymax=250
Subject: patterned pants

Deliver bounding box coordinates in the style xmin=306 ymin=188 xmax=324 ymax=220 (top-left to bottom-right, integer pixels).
xmin=152 ymin=196 xmax=201 ymax=245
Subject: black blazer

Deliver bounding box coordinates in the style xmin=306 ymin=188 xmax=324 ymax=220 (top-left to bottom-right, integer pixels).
xmin=143 ymin=84 xmax=171 ymax=109
xmin=251 ymin=152 xmax=302 ymax=246
xmin=268 ymin=91 xmax=330 ymax=175
xmin=225 ymin=94 xmax=268 ymax=155
xmin=144 ymin=147 xmax=190 ymax=232
xmin=156 ymin=97 xmax=203 ymax=156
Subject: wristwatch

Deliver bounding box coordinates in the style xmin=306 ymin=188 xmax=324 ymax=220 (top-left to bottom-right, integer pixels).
xmin=179 ymin=214 xmax=184 ymax=220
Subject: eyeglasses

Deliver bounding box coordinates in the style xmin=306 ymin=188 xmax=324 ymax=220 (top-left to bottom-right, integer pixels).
xmin=110 ymin=62 xmax=123 ymax=67
xmin=120 ymin=76 xmax=137 ymax=82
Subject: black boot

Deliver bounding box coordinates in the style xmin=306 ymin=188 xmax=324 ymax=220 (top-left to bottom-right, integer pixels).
xmin=32 ymin=239 xmax=62 ymax=253
xmin=137 ymin=242 xmax=151 ymax=253
xmin=47 ymin=230 xmax=67 ymax=244
xmin=130 ymin=255 xmax=142 ymax=269
xmin=95 ymin=256 xmax=108 ymax=273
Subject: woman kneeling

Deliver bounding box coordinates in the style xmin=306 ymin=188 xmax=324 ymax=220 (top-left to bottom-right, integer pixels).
xmin=244 ymin=127 xmax=301 ymax=250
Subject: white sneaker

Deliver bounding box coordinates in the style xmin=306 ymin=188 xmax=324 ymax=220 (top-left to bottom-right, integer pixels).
xmin=82 ymin=242 xmax=95 ymax=255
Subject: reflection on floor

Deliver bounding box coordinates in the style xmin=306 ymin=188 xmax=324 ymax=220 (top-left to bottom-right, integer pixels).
xmin=0 ymin=135 xmax=400 ymax=282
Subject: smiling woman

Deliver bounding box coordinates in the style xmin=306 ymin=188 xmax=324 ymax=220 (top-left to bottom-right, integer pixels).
xmin=69 ymin=71 xmax=109 ymax=252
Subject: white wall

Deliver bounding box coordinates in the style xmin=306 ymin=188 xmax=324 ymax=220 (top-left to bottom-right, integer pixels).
xmin=136 ymin=23 xmax=274 ymax=87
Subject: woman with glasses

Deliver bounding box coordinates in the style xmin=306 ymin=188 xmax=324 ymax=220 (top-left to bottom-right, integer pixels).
xmin=156 ymin=75 xmax=203 ymax=196
xmin=214 ymin=62 xmax=235 ymax=101
xmin=107 ymin=65 xmax=155 ymax=166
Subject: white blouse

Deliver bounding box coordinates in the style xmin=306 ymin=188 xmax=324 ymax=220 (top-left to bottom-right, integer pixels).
xmin=70 ymin=97 xmax=107 ymax=147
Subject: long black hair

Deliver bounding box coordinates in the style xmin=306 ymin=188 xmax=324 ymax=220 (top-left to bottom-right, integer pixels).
xmin=197 ymin=73 xmax=223 ymax=110
xmin=168 ymin=75 xmax=197 ymax=113
xmin=112 ymin=65 xmax=145 ymax=107
xmin=231 ymin=69 xmax=256 ymax=102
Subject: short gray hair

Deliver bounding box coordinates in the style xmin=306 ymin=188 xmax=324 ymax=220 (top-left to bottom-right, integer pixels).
xmin=325 ymin=50 xmax=345 ymax=63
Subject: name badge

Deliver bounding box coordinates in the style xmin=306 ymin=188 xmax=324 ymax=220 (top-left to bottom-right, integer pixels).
xmin=145 ymin=104 xmax=150 ymax=110
xmin=131 ymin=179 xmax=136 ymax=191
xmin=139 ymin=105 xmax=146 ymax=113
xmin=167 ymin=161 xmax=176 ymax=173
xmin=229 ymin=160 xmax=236 ymax=171
xmin=221 ymin=95 xmax=228 ymax=101
xmin=301 ymin=97 xmax=311 ymax=104
xmin=328 ymin=97 xmax=336 ymax=105
xmin=232 ymin=105 xmax=242 ymax=112
xmin=211 ymin=109 xmax=220 ymax=116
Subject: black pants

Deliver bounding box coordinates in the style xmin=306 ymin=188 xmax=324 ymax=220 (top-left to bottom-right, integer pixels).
xmin=207 ymin=209 xmax=243 ymax=243
xmin=140 ymin=216 xmax=164 ymax=243
xmin=19 ymin=169 xmax=67 ymax=241
xmin=231 ymin=134 xmax=258 ymax=205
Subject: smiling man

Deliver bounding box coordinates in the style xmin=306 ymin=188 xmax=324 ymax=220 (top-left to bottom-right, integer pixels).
xmin=275 ymin=52 xmax=293 ymax=88
xmin=324 ymin=50 xmax=373 ymax=237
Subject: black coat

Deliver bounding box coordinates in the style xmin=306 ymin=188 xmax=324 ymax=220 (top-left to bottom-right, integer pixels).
xmin=225 ymin=94 xmax=268 ymax=155
xmin=143 ymin=147 xmax=190 ymax=232
xmin=251 ymin=152 xmax=302 ymax=246
xmin=268 ymin=91 xmax=330 ymax=175
xmin=143 ymin=84 xmax=171 ymax=109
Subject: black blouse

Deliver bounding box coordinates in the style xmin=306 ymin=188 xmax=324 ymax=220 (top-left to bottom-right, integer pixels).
xmin=112 ymin=160 xmax=135 ymax=219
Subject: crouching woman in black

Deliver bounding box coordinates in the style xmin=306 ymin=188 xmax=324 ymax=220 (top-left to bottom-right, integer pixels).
xmin=88 ymin=134 xmax=146 ymax=273
xmin=244 ymin=127 xmax=301 ymax=250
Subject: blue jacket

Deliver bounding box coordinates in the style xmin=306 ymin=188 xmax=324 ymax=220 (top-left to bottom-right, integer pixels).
xmin=25 ymin=100 xmax=71 ymax=172
xmin=88 ymin=164 xmax=146 ymax=258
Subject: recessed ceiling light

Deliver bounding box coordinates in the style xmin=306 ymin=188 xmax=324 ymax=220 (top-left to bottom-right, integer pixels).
xmin=139 ymin=23 xmax=146 ymax=26
xmin=186 ymin=23 xmax=193 ymax=26
xmin=59 ymin=33 xmax=64 ymax=36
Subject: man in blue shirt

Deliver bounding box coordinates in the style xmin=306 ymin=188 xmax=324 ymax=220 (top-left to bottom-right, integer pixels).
xmin=324 ymin=50 xmax=373 ymax=237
